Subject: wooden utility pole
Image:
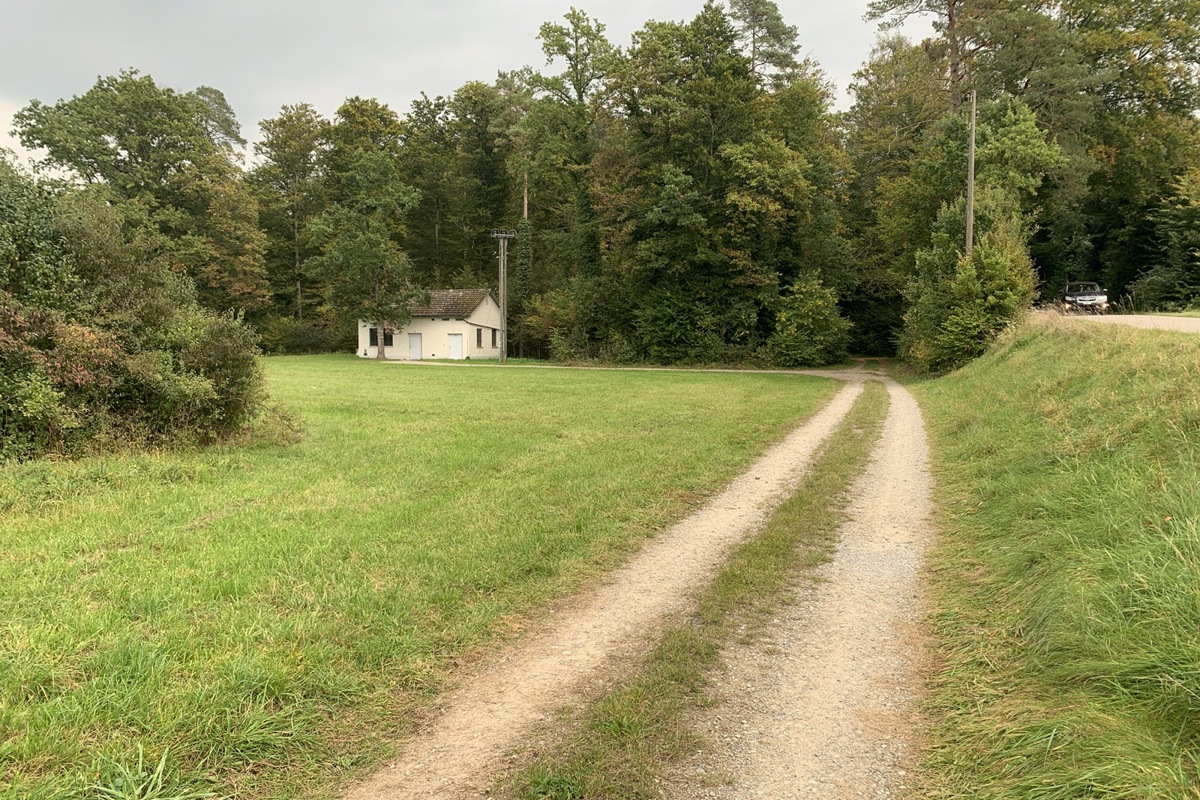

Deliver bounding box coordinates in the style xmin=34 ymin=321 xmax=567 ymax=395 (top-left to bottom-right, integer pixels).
xmin=492 ymin=229 xmax=516 ymax=364
xmin=966 ymin=89 xmax=977 ymax=256
xmin=518 ymin=160 xmax=530 ymax=359
xmin=499 ymin=237 xmax=507 ymax=364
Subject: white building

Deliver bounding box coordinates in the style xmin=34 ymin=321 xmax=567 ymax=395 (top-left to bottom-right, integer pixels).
xmin=357 ymin=289 xmax=503 ymax=360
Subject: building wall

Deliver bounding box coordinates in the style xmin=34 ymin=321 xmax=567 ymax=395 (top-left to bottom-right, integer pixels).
xmin=466 ymin=296 xmax=503 ymax=331
xmin=357 ymin=316 xmax=501 ymax=360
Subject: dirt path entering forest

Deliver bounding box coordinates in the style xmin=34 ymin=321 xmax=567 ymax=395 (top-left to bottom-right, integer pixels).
xmin=660 ymin=379 xmax=933 ymax=799
xmin=343 ymin=372 xmax=933 ymax=800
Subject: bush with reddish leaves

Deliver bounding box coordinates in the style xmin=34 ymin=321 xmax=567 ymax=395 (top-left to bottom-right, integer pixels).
xmin=1 ymin=160 xmax=263 ymax=460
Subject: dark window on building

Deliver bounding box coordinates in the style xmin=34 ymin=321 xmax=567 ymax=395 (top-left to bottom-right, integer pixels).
xmin=476 ymin=328 xmax=483 ymax=348
xmin=368 ymin=328 xmax=394 ymax=347
xmin=491 ymin=329 xmax=498 ymax=348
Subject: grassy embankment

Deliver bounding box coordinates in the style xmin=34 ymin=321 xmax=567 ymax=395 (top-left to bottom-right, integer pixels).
xmin=0 ymin=356 xmax=837 ymax=800
xmin=914 ymin=315 xmax=1200 ymax=798
xmin=505 ymin=381 xmax=890 ymax=799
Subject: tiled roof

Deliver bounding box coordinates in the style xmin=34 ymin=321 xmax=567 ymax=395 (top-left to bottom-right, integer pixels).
xmin=410 ymin=289 xmax=492 ymax=318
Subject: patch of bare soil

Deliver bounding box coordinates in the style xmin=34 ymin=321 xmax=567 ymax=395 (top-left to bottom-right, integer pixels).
xmin=659 ymin=379 xmax=933 ymax=800
xmin=343 ymin=381 xmax=866 ymax=800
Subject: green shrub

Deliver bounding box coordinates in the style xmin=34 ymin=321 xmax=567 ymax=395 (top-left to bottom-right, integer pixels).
xmin=524 ymin=288 xmax=593 ymax=362
xmin=0 ymin=295 xmax=122 ymax=458
xmin=1128 ymin=169 xmax=1200 ymax=311
xmin=900 ymin=192 xmax=1036 ymax=374
xmin=635 ymin=286 xmax=727 ymax=365
xmin=597 ymin=331 xmax=641 ymax=364
xmin=0 ymin=160 xmax=265 ymax=460
xmin=179 ymin=312 xmax=264 ymax=438
xmin=766 ymin=274 xmax=851 ymax=367
xmin=257 ymin=315 xmax=343 ymax=355
xmin=0 ymin=159 xmax=78 ymax=312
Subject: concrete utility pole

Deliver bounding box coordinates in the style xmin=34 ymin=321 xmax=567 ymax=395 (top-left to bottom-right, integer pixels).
xmin=966 ymin=89 xmax=977 ymax=256
xmin=491 ymin=229 xmax=516 ymax=364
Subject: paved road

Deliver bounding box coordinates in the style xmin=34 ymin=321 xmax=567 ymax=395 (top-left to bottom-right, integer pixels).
xmin=1082 ymin=314 xmax=1200 ymax=334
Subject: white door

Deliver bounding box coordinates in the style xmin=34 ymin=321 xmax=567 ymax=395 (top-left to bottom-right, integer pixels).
xmin=408 ymin=333 xmax=422 ymax=360
xmin=448 ymin=333 xmax=464 ymax=360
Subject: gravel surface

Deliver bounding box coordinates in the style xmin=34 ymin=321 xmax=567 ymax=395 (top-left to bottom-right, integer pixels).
xmin=660 ymin=379 xmax=933 ymax=800
xmin=343 ymin=379 xmax=867 ymax=800
xmin=1080 ymin=314 xmax=1200 ymax=333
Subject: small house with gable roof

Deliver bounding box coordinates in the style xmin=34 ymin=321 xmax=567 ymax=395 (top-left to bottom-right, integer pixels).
xmin=357 ymin=289 xmax=502 ymax=360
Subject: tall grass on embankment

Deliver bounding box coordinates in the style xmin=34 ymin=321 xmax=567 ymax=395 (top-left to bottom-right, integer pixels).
xmin=913 ymin=315 xmax=1200 ymax=798
xmin=0 ymin=356 xmax=836 ymax=800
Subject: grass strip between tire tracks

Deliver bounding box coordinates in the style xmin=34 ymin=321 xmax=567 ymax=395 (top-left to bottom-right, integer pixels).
xmin=503 ymin=380 xmax=891 ymax=800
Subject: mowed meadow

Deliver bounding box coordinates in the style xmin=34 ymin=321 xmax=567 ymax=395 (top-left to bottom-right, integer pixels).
xmin=0 ymin=356 xmax=836 ymax=799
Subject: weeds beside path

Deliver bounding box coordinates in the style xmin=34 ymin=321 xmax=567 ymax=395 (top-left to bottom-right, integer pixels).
xmin=913 ymin=316 xmax=1200 ymax=797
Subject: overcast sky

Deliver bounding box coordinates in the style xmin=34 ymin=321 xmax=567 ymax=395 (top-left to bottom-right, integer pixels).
xmin=1 ymin=0 xmax=933 ymax=166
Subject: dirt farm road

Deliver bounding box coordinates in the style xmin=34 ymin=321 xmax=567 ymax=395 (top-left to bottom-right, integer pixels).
xmin=660 ymin=379 xmax=932 ymax=800
xmin=344 ymin=369 xmax=933 ymax=800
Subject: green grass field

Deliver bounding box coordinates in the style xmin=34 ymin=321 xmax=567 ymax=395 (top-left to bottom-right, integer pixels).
xmin=913 ymin=316 xmax=1200 ymax=798
xmin=0 ymin=356 xmax=836 ymax=800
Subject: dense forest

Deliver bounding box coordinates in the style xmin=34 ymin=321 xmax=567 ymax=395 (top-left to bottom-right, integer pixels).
xmin=3 ymin=0 xmax=1200 ymax=453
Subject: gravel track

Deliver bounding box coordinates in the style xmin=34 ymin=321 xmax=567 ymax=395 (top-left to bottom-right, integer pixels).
xmin=1079 ymin=314 xmax=1200 ymax=334
xmin=659 ymin=378 xmax=933 ymax=800
xmin=343 ymin=379 xmax=867 ymax=800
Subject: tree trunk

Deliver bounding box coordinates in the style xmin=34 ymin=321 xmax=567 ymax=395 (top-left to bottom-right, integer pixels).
xmin=294 ymin=217 xmax=303 ymax=320
xmin=376 ymin=324 xmax=389 ymax=360
xmin=947 ymin=0 xmax=966 ymax=108
xmin=435 ymin=201 xmax=441 ymax=281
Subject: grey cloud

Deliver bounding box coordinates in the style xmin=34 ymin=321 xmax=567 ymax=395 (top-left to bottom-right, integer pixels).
xmin=1 ymin=0 xmax=931 ymax=159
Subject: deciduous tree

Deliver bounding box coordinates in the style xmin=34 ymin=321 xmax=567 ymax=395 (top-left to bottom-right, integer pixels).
xmin=305 ymin=150 xmax=424 ymax=360
xmin=13 ymin=70 xmax=270 ymax=313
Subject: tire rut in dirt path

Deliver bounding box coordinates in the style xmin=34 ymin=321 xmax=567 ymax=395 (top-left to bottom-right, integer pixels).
xmin=660 ymin=378 xmax=933 ymax=800
xmin=343 ymin=380 xmax=866 ymax=800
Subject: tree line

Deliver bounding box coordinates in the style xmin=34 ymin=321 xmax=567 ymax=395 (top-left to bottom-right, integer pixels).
xmin=3 ymin=0 xmax=1199 ymax=454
